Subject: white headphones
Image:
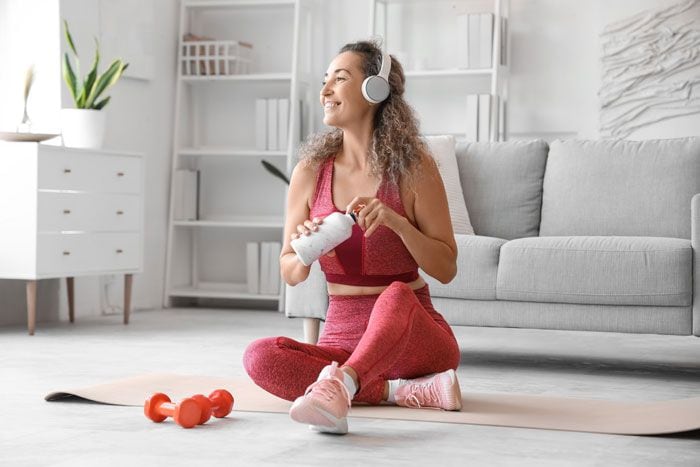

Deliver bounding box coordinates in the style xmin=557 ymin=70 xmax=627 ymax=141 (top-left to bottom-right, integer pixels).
xmin=361 ymin=49 xmax=391 ymax=104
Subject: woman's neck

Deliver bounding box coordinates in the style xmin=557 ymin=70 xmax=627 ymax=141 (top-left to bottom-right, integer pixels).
xmin=340 ymin=124 xmax=373 ymax=171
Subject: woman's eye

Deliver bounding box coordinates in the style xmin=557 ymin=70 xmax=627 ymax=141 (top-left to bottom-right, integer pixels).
xmin=321 ymin=77 xmax=345 ymax=85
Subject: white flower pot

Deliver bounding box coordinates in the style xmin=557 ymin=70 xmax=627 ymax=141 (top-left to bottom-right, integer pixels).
xmin=61 ymin=108 xmax=106 ymax=149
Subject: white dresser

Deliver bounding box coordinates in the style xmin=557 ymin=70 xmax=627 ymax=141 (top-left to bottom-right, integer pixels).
xmin=0 ymin=142 xmax=143 ymax=334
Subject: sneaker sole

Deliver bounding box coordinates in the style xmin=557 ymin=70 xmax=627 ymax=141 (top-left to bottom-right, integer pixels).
xmin=289 ymin=400 xmax=349 ymax=435
xmin=446 ymin=369 xmax=463 ymax=411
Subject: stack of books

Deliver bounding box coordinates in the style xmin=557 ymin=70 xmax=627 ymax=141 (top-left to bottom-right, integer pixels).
xmin=455 ymin=13 xmax=507 ymax=69
xmin=256 ymin=98 xmax=303 ymax=152
xmin=246 ymin=241 xmax=282 ymax=295
xmin=465 ymin=94 xmax=503 ymax=142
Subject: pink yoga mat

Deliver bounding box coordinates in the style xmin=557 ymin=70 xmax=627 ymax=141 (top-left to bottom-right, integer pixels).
xmin=45 ymin=373 xmax=700 ymax=435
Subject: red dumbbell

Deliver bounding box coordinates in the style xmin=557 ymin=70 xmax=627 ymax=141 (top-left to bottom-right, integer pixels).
xmin=190 ymin=389 xmax=235 ymax=425
xmin=144 ymin=392 xmax=202 ymax=429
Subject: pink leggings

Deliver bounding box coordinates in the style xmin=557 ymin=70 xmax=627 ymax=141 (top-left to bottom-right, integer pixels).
xmin=243 ymin=282 xmax=460 ymax=404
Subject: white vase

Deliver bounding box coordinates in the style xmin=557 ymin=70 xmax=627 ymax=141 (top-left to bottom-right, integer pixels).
xmin=61 ymin=108 xmax=107 ymax=149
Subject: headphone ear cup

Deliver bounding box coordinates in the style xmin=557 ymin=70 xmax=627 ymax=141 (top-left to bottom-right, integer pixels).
xmin=362 ymin=75 xmax=390 ymax=104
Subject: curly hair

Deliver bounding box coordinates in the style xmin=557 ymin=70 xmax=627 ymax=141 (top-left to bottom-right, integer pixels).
xmin=297 ymin=39 xmax=427 ymax=188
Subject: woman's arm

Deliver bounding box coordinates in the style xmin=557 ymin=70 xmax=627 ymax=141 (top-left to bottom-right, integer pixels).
xmin=395 ymin=154 xmax=458 ymax=283
xmin=280 ymin=162 xmax=317 ymax=286
xmin=348 ymin=153 xmax=458 ymax=284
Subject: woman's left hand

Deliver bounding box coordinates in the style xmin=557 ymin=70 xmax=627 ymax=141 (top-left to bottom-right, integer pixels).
xmin=346 ymin=197 xmax=404 ymax=237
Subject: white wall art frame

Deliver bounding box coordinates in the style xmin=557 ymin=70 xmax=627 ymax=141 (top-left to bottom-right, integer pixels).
xmin=599 ymin=0 xmax=700 ymax=138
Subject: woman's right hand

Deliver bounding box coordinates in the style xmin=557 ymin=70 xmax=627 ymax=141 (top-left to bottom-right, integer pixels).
xmin=291 ymin=216 xmax=336 ymax=257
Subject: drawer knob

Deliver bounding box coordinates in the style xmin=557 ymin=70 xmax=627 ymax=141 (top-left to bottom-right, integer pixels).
xmin=117 ymin=172 xmax=125 ymax=177
xmin=63 ymin=251 xmax=71 ymax=256
xmin=63 ymin=209 xmax=71 ymax=215
xmin=116 ymin=210 xmax=124 ymax=215
xmin=116 ymin=249 xmax=124 ymax=254
xmin=64 ymin=168 xmax=72 ymax=174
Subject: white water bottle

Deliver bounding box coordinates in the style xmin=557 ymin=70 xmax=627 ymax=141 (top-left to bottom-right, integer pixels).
xmin=291 ymin=211 xmax=357 ymax=266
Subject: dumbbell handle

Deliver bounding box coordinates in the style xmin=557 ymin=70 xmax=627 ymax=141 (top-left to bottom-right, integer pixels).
xmin=157 ymin=401 xmax=177 ymax=417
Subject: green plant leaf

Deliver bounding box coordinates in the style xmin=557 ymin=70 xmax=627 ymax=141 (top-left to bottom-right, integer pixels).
xmin=84 ymin=59 xmax=127 ymax=109
xmin=261 ymin=160 xmax=290 ymax=185
xmin=62 ymin=53 xmax=79 ymax=106
xmin=79 ymin=37 xmax=100 ymax=108
xmin=93 ymin=96 xmax=111 ymax=110
xmin=63 ymin=19 xmax=78 ymax=56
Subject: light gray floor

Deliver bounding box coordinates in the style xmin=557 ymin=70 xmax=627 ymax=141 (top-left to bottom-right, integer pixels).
xmin=2 ymin=308 xmax=700 ymax=467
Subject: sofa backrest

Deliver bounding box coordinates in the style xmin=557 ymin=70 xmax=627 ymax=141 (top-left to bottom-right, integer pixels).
xmin=455 ymin=139 xmax=549 ymax=240
xmin=539 ymin=138 xmax=700 ymax=239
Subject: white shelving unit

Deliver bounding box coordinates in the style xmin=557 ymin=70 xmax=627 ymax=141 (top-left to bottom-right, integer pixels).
xmin=370 ymin=0 xmax=510 ymax=141
xmin=164 ymin=0 xmax=314 ymax=307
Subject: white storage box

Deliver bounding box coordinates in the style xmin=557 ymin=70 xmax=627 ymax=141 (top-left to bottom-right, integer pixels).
xmin=181 ymin=36 xmax=252 ymax=76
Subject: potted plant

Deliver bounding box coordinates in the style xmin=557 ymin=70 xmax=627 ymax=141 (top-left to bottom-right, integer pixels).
xmin=61 ymin=19 xmax=128 ymax=149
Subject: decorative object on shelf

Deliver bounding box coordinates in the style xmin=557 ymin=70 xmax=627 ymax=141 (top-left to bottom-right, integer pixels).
xmin=182 ymin=33 xmax=252 ymax=76
xmin=0 ymin=131 xmax=59 ymax=143
xmin=261 ymin=160 xmax=290 ymax=185
xmin=17 ymin=65 xmax=35 ymax=133
xmin=60 ymin=19 xmax=129 ymax=149
xmin=599 ymin=0 xmax=700 ymax=138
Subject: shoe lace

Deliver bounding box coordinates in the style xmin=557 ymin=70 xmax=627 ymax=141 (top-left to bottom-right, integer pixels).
xmin=403 ymin=382 xmax=440 ymax=409
xmin=305 ymin=376 xmax=351 ymax=407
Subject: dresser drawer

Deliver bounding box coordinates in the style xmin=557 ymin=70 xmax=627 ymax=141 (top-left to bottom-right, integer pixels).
xmin=38 ymin=150 xmax=141 ymax=193
xmin=37 ymin=233 xmax=94 ymax=275
xmin=93 ymin=232 xmax=141 ymax=271
xmin=37 ymin=232 xmax=141 ymax=275
xmin=38 ymin=192 xmax=141 ymax=232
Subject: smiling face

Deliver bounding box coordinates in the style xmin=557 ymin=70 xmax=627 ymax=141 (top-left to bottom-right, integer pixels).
xmin=320 ymin=51 xmax=375 ymax=129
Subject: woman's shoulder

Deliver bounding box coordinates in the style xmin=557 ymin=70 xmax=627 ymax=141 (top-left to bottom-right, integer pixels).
xmin=290 ymin=156 xmax=334 ymax=190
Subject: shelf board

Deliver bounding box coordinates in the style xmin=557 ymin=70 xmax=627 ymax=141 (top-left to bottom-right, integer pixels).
xmin=169 ymin=283 xmax=280 ymax=300
xmin=405 ymin=68 xmax=496 ymax=78
xmin=173 ymin=217 xmax=284 ymax=228
xmin=179 ymin=147 xmax=287 ymax=157
xmin=183 ymin=0 xmax=295 ymax=9
xmin=181 ymin=72 xmax=292 ymax=83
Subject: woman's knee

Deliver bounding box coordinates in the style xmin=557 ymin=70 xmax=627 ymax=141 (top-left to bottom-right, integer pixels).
xmin=243 ymin=336 xmax=279 ymax=377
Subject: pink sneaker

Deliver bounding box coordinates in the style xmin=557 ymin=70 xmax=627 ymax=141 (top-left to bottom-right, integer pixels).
xmin=394 ymin=369 xmax=462 ymax=411
xmin=289 ymin=362 xmax=352 ymax=434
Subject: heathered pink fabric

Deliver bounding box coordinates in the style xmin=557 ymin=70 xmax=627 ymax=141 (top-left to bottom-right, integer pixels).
xmin=310 ymin=157 xmax=419 ymax=286
xmin=243 ymin=283 xmax=460 ymax=404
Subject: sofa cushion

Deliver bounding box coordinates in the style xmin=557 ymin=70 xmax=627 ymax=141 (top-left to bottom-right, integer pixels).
xmin=423 ymin=234 xmax=507 ymax=300
xmin=455 ymin=139 xmax=549 ymax=240
xmin=540 ymin=137 xmax=700 ymax=239
xmin=424 ymin=135 xmax=474 ymax=235
xmin=496 ymin=236 xmax=693 ymax=306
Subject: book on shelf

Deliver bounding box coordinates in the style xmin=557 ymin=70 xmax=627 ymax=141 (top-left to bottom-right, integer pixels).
xmin=456 ymin=13 xmax=495 ymax=69
xmin=256 ymin=241 xmax=282 ymax=295
xmin=480 ymin=13 xmax=493 ymax=69
xmin=465 ymin=94 xmax=479 ymax=142
xmin=266 ymin=98 xmax=278 ymax=151
xmin=501 ymin=17 xmax=508 ymax=66
xmin=259 ymin=241 xmax=271 ymax=294
xmin=255 ymin=98 xmax=267 ymax=150
xmin=173 ymin=169 xmax=199 ymax=220
xmin=267 ymin=241 xmax=282 ymax=296
xmin=246 ymin=242 xmax=259 ymax=294
xmin=277 ymin=98 xmax=289 ymax=151
xmin=478 ymin=94 xmax=491 ymax=142
xmin=456 ymin=13 xmax=470 ymax=69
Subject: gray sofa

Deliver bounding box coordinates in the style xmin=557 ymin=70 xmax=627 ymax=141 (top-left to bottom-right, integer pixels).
xmin=286 ymin=137 xmax=700 ymax=343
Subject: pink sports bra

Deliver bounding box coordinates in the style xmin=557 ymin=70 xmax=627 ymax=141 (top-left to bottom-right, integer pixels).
xmin=309 ymin=157 xmax=419 ymax=286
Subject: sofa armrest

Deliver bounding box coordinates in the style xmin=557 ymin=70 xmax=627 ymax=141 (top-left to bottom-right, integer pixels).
xmin=284 ymin=261 xmax=328 ymax=321
xmin=692 ymin=194 xmax=700 ymax=335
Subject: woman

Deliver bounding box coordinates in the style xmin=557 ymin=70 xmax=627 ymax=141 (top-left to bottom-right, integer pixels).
xmin=243 ymin=40 xmax=461 ymax=435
